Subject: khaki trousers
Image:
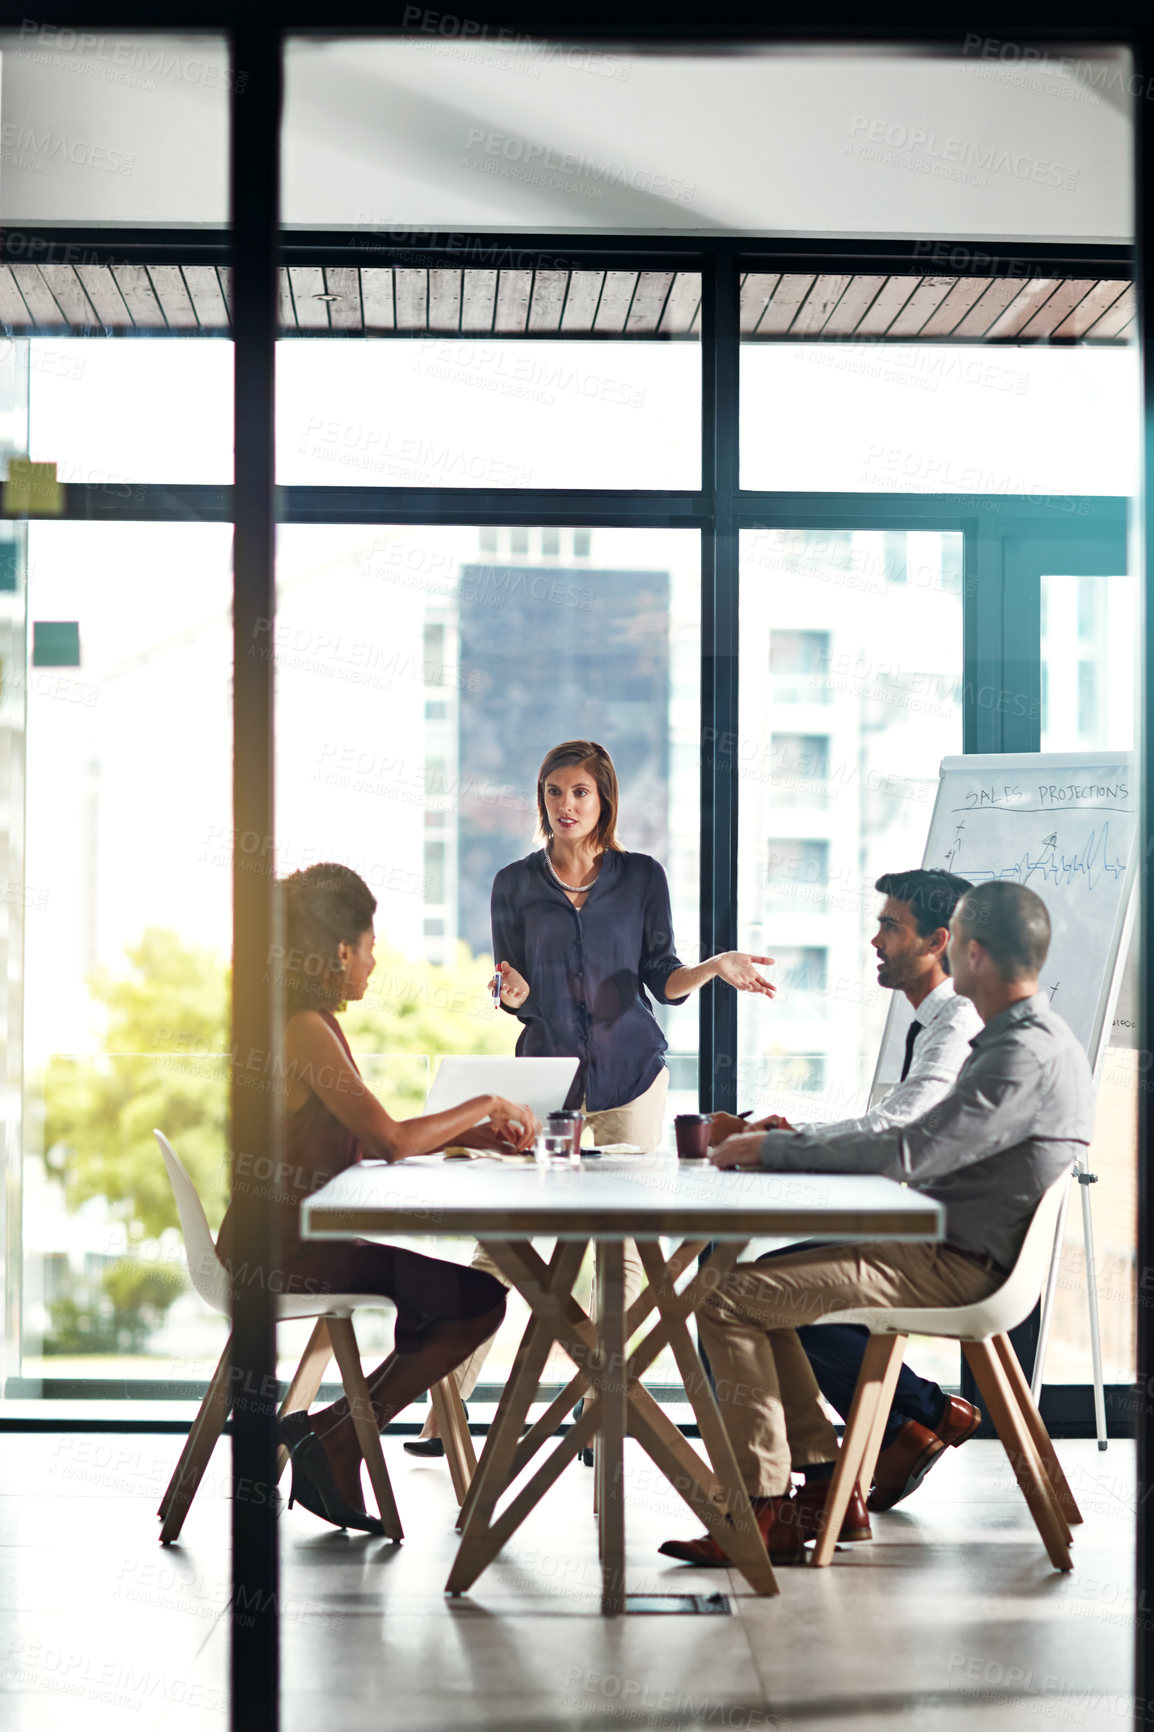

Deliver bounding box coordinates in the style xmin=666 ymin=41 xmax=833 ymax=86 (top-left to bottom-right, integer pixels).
xmin=696 ymin=1240 xmax=1002 ymax=1497
xmin=453 ymin=1068 xmax=669 ymax=1401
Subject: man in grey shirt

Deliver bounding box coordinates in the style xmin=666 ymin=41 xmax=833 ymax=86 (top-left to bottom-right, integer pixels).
xmin=660 ymin=881 xmax=1094 ymax=1566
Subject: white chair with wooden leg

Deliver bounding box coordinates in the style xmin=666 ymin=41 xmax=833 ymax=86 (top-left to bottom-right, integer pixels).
xmin=812 ymin=1174 xmax=1082 ymax=1572
xmin=153 ymin=1129 xmax=475 ymax=1543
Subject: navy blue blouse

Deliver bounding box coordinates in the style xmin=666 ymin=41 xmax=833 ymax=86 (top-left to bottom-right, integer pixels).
xmin=491 ymin=850 xmax=688 ymax=1112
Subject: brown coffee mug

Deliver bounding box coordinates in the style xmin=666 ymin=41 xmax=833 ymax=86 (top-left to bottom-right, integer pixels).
xmin=674 ymin=1113 xmax=713 ymax=1160
xmin=547 ymin=1110 xmax=584 ymax=1159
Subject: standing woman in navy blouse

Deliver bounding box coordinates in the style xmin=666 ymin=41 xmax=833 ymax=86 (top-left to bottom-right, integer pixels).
xmin=492 ymin=738 xmax=776 ymax=1136
xmin=407 ymin=739 xmax=775 ymax=1452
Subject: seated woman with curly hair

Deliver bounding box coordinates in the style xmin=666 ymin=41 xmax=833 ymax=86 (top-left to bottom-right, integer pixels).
xmin=215 ymin=861 xmax=537 ymax=1534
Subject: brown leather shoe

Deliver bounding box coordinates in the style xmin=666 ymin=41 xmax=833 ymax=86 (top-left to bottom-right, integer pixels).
xmin=659 ymin=1494 xmax=806 ymax=1566
xmin=936 ymin=1396 xmax=981 ymax=1448
xmin=867 ymin=1421 xmax=946 ymax=1512
xmin=793 ymin=1480 xmax=872 ymax=1542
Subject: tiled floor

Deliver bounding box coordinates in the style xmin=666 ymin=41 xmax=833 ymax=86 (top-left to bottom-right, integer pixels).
xmin=0 ymin=1426 xmax=1136 ymax=1730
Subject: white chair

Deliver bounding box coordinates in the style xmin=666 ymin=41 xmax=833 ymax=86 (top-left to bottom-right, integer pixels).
xmin=812 ymin=1174 xmax=1082 ymax=1571
xmin=153 ymin=1129 xmax=476 ymax=1544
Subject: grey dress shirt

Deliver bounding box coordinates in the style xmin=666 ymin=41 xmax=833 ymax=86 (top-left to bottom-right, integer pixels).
xmin=757 ymin=994 xmax=1094 ymax=1273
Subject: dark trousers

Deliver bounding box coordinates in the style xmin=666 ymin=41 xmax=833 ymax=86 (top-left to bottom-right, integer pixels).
xmin=757 ymin=1243 xmax=947 ymax=1453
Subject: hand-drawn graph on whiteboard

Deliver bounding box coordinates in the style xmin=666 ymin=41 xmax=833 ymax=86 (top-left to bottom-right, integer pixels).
xmin=872 ymin=752 xmax=1137 ymax=1102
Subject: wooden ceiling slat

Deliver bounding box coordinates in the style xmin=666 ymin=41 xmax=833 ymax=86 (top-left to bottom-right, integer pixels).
xmin=593 ymin=270 xmax=639 ymax=334
xmin=325 ymin=267 xmax=363 ymax=332
xmin=147 ymin=266 xmax=197 ymax=329
xmin=181 ymin=265 xmax=230 ymax=329
xmin=915 ymin=277 xmax=991 ymax=337
xmin=983 ymin=279 xmax=1062 ymax=340
xmin=1079 ymin=283 xmax=1136 ymax=339
xmin=394 ymin=269 xmax=429 ymax=330
xmin=0 ymin=267 xmax=34 ymax=329
xmin=739 ymin=272 xmax=780 ymax=335
xmin=36 ymin=265 xmax=99 ymax=328
xmin=1050 ymin=279 xmax=1128 ymax=339
xmin=1015 ymin=279 xmax=1099 ymax=339
xmin=527 ymin=269 xmax=568 ymax=333
xmin=626 ymin=271 xmax=675 ymax=335
xmin=790 ymin=274 xmax=854 ymax=336
xmin=110 ymin=265 xmax=164 ymax=327
xmin=460 ymin=269 xmax=497 ymax=332
xmin=947 ymin=277 xmax=1032 ymax=338
xmin=278 ymin=268 xmax=296 ymax=330
xmin=288 ymin=266 xmax=329 ymax=330
xmin=819 ymin=275 xmax=887 ymax=336
xmin=658 ymin=271 xmax=701 ymax=336
xmin=427 ymin=268 xmax=461 ymax=333
xmin=756 ymin=274 xmax=816 ymax=335
xmin=217 ymin=266 xmax=233 ymax=320
xmin=493 ymin=268 xmax=532 ymax=334
xmin=885 ymin=277 xmax=958 ymax=338
xmin=360 ymin=268 xmax=395 ymax=332
xmin=560 ymin=270 xmax=604 ymax=333
xmin=8 ymin=265 xmax=67 ymax=327
xmin=852 ymin=276 xmax=919 ymax=336
xmin=76 ymin=265 xmax=132 ymax=327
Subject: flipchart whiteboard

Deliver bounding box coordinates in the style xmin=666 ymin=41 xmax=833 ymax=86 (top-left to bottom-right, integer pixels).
xmin=870 ymin=751 xmax=1138 ymax=1103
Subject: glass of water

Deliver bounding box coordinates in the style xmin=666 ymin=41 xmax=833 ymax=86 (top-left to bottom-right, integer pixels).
xmin=536 ymin=1131 xmax=580 ymax=1169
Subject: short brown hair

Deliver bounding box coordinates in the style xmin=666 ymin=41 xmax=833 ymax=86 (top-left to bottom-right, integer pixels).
xmin=955 ymin=881 xmax=1051 ymax=982
xmin=278 ymin=863 xmax=376 ymax=1011
xmin=536 ymin=740 xmax=623 ymax=853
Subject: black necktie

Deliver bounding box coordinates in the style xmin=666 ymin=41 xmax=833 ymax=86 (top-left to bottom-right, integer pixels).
xmin=900 ymin=1020 xmax=924 ymax=1082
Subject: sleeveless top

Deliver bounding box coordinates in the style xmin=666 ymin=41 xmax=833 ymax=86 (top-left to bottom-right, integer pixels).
xmin=216 ymin=1008 xmax=364 ymax=1267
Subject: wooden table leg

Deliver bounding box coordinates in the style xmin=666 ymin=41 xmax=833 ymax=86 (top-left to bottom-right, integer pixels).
xmin=634 ymin=1240 xmax=778 ymax=1596
xmin=597 ymin=1241 xmax=627 ymax=1614
xmin=447 ymin=1240 xmax=588 ymax=1596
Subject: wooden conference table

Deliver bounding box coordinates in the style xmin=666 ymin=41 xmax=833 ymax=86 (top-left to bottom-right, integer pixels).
xmin=301 ymin=1153 xmax=943 ymax=1612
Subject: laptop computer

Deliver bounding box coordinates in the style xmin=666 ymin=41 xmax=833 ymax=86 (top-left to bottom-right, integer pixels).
xmin=425 ymin=1055 xmax=579 ymax=1123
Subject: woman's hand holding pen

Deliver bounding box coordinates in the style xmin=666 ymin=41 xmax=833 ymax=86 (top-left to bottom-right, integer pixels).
xmin=493 ymin=960 xmax=530 ymax=1009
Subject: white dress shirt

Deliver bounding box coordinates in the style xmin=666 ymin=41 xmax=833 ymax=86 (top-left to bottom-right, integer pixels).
xmin=800 ymin=978 xmax=983 ymax=1138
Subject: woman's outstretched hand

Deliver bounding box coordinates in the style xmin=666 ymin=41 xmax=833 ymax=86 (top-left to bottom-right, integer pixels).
xmin=713 ymin=952 xmax=776 ymax=997
xmin=495 ymin=960 xmax=531 ymax=1009
xmin=488 ymin=1098 xmax=539 ymax=1152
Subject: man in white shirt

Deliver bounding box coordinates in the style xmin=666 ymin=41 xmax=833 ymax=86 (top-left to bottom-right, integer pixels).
xmin=709 ymin=868 xmax=981 ymax=1538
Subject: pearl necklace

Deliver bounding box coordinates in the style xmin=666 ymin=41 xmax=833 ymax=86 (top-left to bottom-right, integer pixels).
xmin=545 ymin=850 xmax=598 ymax=895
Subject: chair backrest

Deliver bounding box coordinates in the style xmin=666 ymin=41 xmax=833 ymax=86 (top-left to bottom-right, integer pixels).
xmin=154 ymin=1129 xmax=231 ymax=1315
xmin=978 ymin=1173 xmax=1068 ymax=1335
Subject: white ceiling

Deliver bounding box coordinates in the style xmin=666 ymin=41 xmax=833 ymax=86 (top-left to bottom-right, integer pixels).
xmin=0 ymin=34 xmax=1134 ymax=240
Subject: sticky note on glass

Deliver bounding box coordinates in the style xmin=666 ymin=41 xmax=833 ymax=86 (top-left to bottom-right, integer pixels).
xmin=4 ymin=459 xmax=62 ymax=517
xmin=0 ymin=544 xmax=17 ymax=591
xmin=33 ymin=622 xmax=80 ymax=667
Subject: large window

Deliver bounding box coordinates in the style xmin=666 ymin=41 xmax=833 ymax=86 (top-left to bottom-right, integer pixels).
xmin=274 ymin=522 xmax=700 ymax=1389
xmin=738 ymin=526 xmax=965 ymax=1123
xmin=2 ymin=249 xmax=1140 ymax=1429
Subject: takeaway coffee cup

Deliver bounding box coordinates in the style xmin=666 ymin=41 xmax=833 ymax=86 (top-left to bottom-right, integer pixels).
xmin=674 ymin=1114 xmax=713 ymax=1160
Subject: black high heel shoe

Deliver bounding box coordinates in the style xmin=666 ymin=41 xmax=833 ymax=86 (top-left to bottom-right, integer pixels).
xmin=278 ymin=1412 xmax=385 ymax=1536
xmin=572 ymin=1397 xmax=594 ymax=1468
xmin=403 ymin=1401 xmax=467 ymax=1458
